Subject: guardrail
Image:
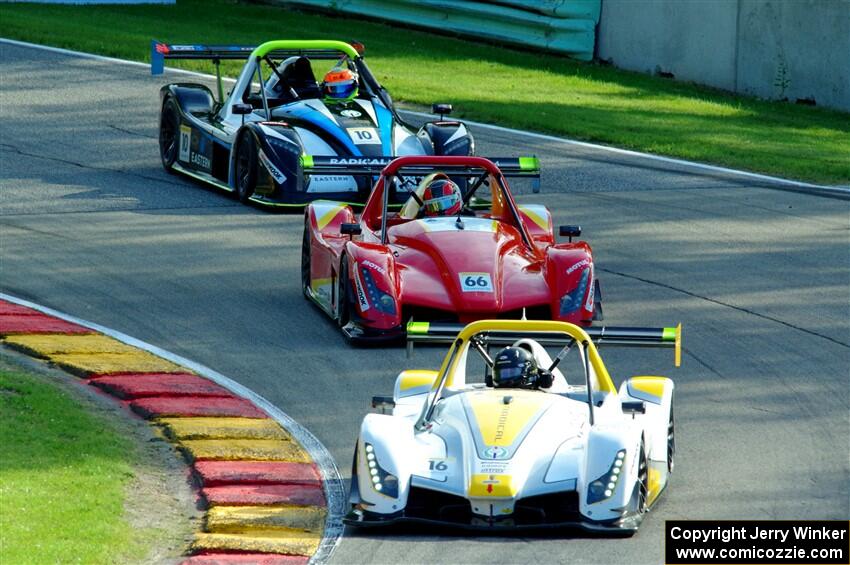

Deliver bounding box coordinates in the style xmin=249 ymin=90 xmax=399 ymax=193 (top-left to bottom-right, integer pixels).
xmin=266 ymin=0 xmax=601 ymax=61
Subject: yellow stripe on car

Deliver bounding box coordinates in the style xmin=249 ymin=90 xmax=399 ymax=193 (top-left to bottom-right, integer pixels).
xmin=519 ymin=205 xmax=549 ymax=231
xmin=468 ymin=474 xmax=517 ymax=497
xmin=466 ymin=390 xmax=551 ymax=446
xmin=316 ymin=204 xmax=346 ymax=230
xmin=398 ymin=370 xmax=439 ymax=391
xmin=630 ymin=376 xmax=667 ymax=402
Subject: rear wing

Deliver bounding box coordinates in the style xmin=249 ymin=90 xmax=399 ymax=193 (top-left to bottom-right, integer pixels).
xmin=407 ymin=321 xmax=682 ymax=367
xmin=299 ymin=155 xmax=540 ymax=178
xmin=150 ymin=39 xmax=360 ymax=75
xmin=151 ymin=41 xmax=255 ymax=75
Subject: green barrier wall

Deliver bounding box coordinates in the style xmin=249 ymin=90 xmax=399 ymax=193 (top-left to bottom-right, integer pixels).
xmin=271 ymin=0 xmax=601 ymax=61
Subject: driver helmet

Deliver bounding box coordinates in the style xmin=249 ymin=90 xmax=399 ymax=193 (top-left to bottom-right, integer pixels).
xmin=322 ymin=65 xmax=358 ymax=102
xmin=422 ymin=178 xmax=462 ymax=217
xmin=492 ymin=346 xmax=539 ymax=389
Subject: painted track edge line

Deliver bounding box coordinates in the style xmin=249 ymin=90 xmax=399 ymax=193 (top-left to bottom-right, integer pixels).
xmin=0 ymin=292 xmax=344 ymax=564
xmin=2 ymin=37 xmax=845 ymax=196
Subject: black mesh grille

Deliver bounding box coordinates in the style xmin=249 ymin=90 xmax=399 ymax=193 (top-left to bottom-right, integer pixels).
xmin=516 ymin=491 xmax=582 ymax=523
xmin=406 ymin=486 xmax=472 ymax=522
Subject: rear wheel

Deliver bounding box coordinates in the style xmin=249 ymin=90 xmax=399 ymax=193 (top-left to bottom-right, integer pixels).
xmin=235 ymin=132 xmax=257 ymax=203
xmin=159 ymin=97 xmax=180 ymax=172
xmin=301 ymin=219 xmax=312 ymax=299
xmin=337 ymin=256 xmax=351 ymax=328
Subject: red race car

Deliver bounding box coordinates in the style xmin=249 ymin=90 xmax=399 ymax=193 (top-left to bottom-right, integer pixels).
xmin=301 ymin=155 xmax=602 ymax=342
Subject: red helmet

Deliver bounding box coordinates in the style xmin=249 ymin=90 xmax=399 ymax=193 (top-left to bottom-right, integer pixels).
xmin=422 ymin=178 xmax=462 ymax=217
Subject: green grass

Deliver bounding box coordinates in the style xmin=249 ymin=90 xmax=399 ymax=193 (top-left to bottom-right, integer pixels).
xmin=2 ymin=0 xmax=848 ymax=184
xmin=0 ymin=364 xmax=147 ymax=563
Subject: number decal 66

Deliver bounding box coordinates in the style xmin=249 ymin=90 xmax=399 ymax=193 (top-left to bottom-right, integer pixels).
xmin=459 ymin=272 xmax=493 ymax=292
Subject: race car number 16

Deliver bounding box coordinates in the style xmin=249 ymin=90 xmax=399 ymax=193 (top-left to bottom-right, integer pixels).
xmin=459 ymin=272 xmax=493 ymax=292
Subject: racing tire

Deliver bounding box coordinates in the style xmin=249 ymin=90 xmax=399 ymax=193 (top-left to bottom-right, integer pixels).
xmin=337 ymin=256 xmax=351 ymax=328
xmin=667 ymin=402 xmax=675 ymax=473
xmin=637 ymin=439 xmax=649 ymax=515
xmin=301 ymin=218 xmax=312 ymax=299
xmin=235 ymin=132 xmax=258 ymax=203
xmin=159 ymin=97 xmax=181 ymax=172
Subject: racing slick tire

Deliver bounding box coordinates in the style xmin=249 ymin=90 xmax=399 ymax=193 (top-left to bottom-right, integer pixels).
xmin=301 ymin=219 xmax=311 ymax=299
xmin=637 ymin=439 xmax=649 ymax=516
xmin=667 ymin=402 xmax=676 ymax=473
xmin=159 ymin=97 xmax=181 ymax=173
xmin=235 ymin=132 xmax=258 ymax=203
xmin=337 ymin=256 xmax=352 ymax=328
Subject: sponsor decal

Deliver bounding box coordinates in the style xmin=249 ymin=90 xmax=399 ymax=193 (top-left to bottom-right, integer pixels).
xmin=188 ymin=131 xmax=212 ymax=172
xmin=361 ymin=259 xmax=386 ymax=275
xmin=178 ymin=125 xmax=191 ymax=162
xmin=258 ymin=149 xmax=287 ymax=184
xmin=307 ymin=175 xmax=358 ymax=193
xmin=347 ymin=127 xmax=382 ymax=145
xmin=190 ymin=152 xmax=211 ymax=171
xmin=328 ymin=157 xmax=391 ymax=166
xmin=479 ymin=461 xmax=510 ymax=474
xmin=566 ymin=258 xmax=590 ymax=275
xmin=353 ymin=268 xmax=370 ymax=312
xmin=340 ymin=108 xmax=362 ymax=118
xmin=459 ymin=272 xmax=494 ymax=293
xmin=484 ymin=446 xmax=508 ymax=459
xmin=494 ymin=404 xmax=509 ymax=442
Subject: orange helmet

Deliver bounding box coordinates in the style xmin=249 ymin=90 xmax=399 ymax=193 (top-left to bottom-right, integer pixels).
xmin=322 ymin=67 xmax=358 ymax=101
xmin=422 ymin=178 xmax=462 ymax=216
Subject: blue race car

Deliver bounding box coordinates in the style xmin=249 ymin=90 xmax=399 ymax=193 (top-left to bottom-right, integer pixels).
xmin=152 ymin=39 xmax=474 ymax=208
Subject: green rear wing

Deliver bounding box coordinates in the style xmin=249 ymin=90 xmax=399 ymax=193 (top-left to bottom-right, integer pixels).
xmin=407 ymin=321 xmax=682 ymax=366
xmin=299 ymin=155 xmax=540 ymax=178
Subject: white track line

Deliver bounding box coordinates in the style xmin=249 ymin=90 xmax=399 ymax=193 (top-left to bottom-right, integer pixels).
xmin=2 ymin=37 xmax=846 ymax=196
xmin=0 ymin=292 xmax=344 ymax=564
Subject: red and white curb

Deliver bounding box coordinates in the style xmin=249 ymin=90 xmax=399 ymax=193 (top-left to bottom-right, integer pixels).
xmin=0 ymin=293 xmax=344 ymax=564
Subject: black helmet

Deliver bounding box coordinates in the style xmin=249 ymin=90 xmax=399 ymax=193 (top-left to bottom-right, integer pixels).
xmin=492 ymin=347 xmax=539 ymax=389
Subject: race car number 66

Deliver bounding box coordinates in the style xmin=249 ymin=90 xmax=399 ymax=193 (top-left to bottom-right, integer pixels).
xmin=459 ymin=272 xmax=493 ymax=292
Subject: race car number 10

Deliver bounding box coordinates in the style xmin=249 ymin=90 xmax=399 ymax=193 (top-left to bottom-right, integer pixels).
xmin=459 ymin=272 xmax=493 ymax=292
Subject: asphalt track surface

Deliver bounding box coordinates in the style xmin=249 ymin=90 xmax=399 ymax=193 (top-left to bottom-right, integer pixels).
xmin=2 ymin=42 xmax=848 ymax=564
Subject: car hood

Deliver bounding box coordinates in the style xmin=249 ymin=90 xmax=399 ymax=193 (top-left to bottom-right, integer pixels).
xmin=390 ymin=217 xmax=549 ymax=315
xmin=414 ymin=389 xmax=589 ymax=515
xmin=273 ymin=98 xmax=408 ymax=157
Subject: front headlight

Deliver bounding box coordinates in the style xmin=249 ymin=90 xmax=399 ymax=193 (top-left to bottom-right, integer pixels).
xmin=364 ymin=442 xmax=399 ymax=498
xmin=587 ymin=449 xmax=625 ymax=504
xmin=560 ymin=268 xmax=590 ymax=315
xmin=360 ymin=266 xmax=396 ymax=316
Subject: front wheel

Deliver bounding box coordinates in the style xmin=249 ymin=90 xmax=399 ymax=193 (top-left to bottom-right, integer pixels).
xmin=235 ymin=132 xmax=257 ymax=203
xmin=637 ymin=439 xmax=649 ymax=514
xmin=301 ymin=219 xmax=312 ymax=299
xmin=667 ymin=403 xmax=675 ymax=473
xmin=337 ymin=256 xmax=351 ymax=328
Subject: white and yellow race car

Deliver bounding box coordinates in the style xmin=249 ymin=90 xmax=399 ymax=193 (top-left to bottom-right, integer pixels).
xmin=345 ymin=319 xmax=681 ymax=534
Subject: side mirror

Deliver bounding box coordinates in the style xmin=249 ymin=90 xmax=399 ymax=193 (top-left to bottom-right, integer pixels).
xmin=432 ymin=103 xmax=452 ymax=119
xmin=231 ymin=103 xmax=253 ymax=115
xmin=340 ymin=223 xmax=362 ymax=237
xmin=559 ymin=225 xmax=581 ymax=242
xmin=371 ymin=395 xmax=395 ymax=414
